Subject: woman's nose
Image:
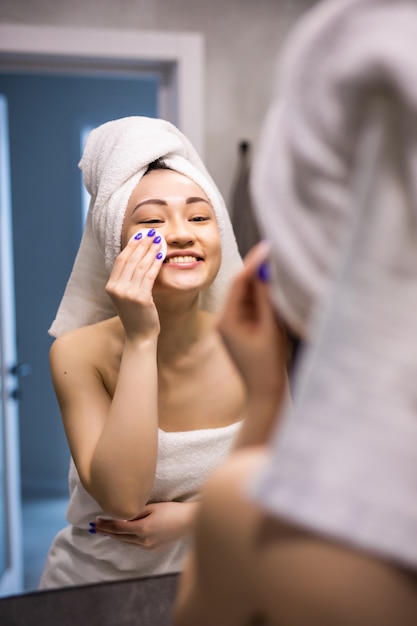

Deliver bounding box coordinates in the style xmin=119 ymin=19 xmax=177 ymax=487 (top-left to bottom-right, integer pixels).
xmin=164 ymin=220 xmax=196 ymax=246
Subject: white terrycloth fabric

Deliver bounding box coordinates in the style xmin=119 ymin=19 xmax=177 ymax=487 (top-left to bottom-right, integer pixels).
xmin=249 ymin=0 xmax=417 ymax=570
xmin=40 ymin=422 xmax=241 ymax=588
xmin=49 ymin=116 xmax=242 ymax=337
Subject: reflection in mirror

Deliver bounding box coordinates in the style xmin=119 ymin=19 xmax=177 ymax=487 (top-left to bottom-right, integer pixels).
xmin=0 ymin=24 xmax=203 ymax=593
xmin=38 ymin=115 xmax=243 ymax=590
xmin=0 ymin=24 xmax=204 ymax=596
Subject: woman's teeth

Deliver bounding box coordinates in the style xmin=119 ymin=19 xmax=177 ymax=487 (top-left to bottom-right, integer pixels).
xmin=165 ymin=256 xmax=198 ymax=264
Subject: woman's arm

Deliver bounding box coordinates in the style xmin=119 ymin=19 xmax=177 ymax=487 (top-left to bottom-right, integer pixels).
xmin=90 ymin=501 xmax=199 ymax=550
xmin=216 ymin=241 xmax=291 ymax=449
xmin=51 ymin=233 xmax=164 ymax=519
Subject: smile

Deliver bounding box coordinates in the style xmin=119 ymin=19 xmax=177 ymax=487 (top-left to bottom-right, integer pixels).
xmin=163 ymin=256 xmax=201 ymax=264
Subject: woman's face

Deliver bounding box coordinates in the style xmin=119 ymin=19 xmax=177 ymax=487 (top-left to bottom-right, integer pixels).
xmin=121 ymin=168 xmax=222 ymax=295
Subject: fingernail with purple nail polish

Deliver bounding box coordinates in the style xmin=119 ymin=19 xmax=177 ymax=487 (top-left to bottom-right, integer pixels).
xmin=257 ymin=261 xmax=270 ymax=282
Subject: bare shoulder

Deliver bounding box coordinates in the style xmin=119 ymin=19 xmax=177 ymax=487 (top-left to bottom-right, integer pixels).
xmin=49 ymin=316 xmax=123 ymax=377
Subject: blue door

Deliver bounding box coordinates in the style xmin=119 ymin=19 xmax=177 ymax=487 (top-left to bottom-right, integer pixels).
xmin=0 ymin=71 xmax=159 ymax=499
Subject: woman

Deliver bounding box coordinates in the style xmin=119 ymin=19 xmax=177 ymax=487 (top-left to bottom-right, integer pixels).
xmin=174 ymin=0 xmax=417 ymax=624
xmin=39 ymin=116 xmax=247 ymax=588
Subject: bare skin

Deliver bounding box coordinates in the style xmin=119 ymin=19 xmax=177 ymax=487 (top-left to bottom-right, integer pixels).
xmin=50 ymin=169 xmax=246 ymax=548
xmin=174 ymin=449 xmax=417 ymax=626
xmin=173 ymin=243 xmax=417 ymax=625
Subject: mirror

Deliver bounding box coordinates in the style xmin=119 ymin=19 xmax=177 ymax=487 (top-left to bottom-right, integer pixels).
xmin=0 ymin=23 xmax=203 ymax=597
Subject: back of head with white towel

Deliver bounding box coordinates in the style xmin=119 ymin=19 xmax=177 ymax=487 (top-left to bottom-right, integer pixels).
xmin=249 ymin=0 xmax=417 ymax=571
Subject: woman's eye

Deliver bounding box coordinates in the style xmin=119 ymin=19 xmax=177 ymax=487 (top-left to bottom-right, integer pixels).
xmin=191 ymin=216 xmax=209 ymax=222
xmin=140 ymin=219 xmax=163 ymax=224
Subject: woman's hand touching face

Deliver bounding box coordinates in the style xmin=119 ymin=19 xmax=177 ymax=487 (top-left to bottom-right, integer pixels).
xmin=105 ymin=227 xmax=165 ymax=342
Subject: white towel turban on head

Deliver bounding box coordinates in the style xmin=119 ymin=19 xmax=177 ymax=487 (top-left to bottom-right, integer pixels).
xmin=249 ymin=0 xmax=417 ymax=570
xmin=49 ymin=116 xmax=242 ymax=337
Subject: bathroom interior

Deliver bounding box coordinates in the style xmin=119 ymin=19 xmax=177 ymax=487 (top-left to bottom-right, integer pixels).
xmin=0 ymin=0 xmax=317 ymax=620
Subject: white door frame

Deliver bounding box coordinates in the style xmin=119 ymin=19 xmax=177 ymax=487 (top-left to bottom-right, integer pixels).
xmin=0 ymin=22 xmax=205 ymax=157
xmin=0 ymin=95 xmax=23 ymax=596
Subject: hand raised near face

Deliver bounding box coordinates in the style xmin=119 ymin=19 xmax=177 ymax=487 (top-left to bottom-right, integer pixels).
xmin=105 ymin=229 xmax=167 ymax=342
xmin=217 ymin=240 xmax=289 ymax=401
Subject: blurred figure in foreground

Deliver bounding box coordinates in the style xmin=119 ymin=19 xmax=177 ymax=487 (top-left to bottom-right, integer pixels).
xmin=174 ymin=0 xmax=417 ymax=624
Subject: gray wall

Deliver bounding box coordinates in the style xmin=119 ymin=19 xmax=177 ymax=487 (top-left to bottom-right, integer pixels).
xmin=0 ymin=0 xmax=317 ymax=204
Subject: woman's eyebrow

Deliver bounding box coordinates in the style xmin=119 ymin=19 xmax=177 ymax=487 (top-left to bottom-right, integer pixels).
xmin=131 ymin=196 xmax=210 ymax=214
xmin=186 ymin=196 xmax=211 ymax=205
xmin=131 ymin=198 xmax=167 ymax=215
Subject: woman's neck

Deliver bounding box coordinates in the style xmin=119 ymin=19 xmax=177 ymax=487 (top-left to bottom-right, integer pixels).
xmin=155 ymin=294 xmax=213 ymax=363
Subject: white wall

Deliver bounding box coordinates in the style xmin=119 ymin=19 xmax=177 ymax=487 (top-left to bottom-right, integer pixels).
xmin=0 ymin=0 xmax=317 ymax=204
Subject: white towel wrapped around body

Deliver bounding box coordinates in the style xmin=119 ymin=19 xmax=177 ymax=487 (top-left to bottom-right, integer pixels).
xmin=49 ymin=116 xmax=242 ymax=337
xmin=39 ymin=421 xmax=241 ymax=588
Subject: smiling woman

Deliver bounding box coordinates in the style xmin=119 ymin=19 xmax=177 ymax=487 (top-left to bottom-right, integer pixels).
xmin=38 ymin=116 xmax=247 ymax=589
xmin=121 ymin=166 xmax=222 ymax=298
